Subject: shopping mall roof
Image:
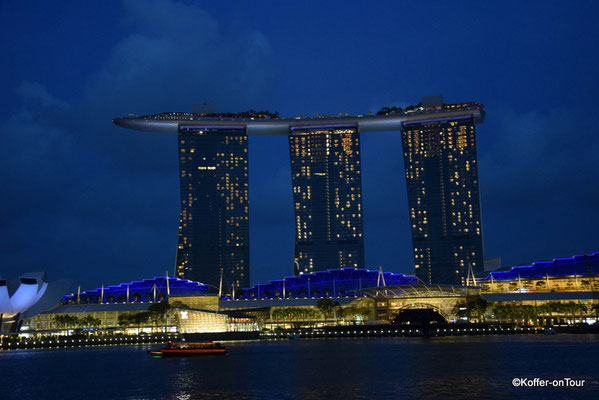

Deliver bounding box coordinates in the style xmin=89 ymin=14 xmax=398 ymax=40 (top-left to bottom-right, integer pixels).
xmin=228 ymin=267 xmax=418 ymax=300
xmin=61 ymin=277 xmax=217 ymax=304
xmin=478 ymin=253 xmax=599 ymax=281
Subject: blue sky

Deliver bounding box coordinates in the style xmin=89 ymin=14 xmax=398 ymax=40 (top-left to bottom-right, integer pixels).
xmin=1 ymin=0 xmax=598 ymax=290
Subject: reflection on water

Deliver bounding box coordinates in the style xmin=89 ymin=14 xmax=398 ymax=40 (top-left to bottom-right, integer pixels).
xmin=1 ymin=335 xmax=597 ymax=400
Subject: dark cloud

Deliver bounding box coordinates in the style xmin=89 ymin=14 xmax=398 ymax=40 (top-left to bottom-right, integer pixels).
xmin=16 ymin=81 xmax=70 ymax=117
xmin=0 ymin=84 xmax=77 ymax=225
xmin=478 ymin=104 xmax=599 ymax=265
xmin=87 ymin=0 xmax=273 ymax=114
xmin=1 ymin=0 xmax=598 ymax=290
xmin=0 ymin=0 xmax=276 ymax=288
xmin=480 ymin=105 xmax=599 ymax=207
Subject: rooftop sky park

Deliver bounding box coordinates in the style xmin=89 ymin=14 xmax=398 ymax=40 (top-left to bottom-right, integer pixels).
xmin=113 ymin=101 xmax=484 ymax=135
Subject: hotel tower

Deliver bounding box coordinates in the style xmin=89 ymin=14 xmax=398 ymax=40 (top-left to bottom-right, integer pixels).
xmin=113 ymin=98 xmax=484 ymax=287
xmin=401 ymin=97 xmax=484 ymax=284
xmin=175 ymin=126 xmax=249 ymax=290
xmin=289 ymin=126 xmax=365 ymax=275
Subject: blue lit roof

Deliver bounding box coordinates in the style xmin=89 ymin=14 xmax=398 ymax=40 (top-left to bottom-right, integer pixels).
xmin=61 ymin=277 xmax=216 ymax=304
xmin=478 ymin=253 xmax=599 ymax=281
xmin=228 ymin=268 xmax=417 ymax=300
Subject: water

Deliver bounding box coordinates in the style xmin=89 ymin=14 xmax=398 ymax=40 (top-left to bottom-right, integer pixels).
xmin=1 ymin=335 xmax=597 ymax=399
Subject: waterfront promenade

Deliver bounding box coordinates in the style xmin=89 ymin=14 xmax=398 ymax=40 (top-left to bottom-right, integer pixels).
xmin=0 ymin=323 xmax=566 ymax=351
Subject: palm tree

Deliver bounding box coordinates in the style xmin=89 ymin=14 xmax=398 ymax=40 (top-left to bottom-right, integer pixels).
xmin=80 ymin=315 xmax=101 ymax=328
xmin=466 ymin=298 xmax=488 ymax=322
xmin=316 ymin=299 xmax=341 ymax=320
xmin=118 ymin=313 xmax=132 ymax=327
xmin=493 ymin=304 xmax=517 ymax=323
xmin=148 ymin=301 xmax=171 ymax=324
xmin=132 ymin=312 xmax=151 ymax=330
xmin=56 ymin=314 xmax=81 ymax=328
xmin=536 ymin=281 xmax=546 ymax=290
xmin=452 ymin=301 xmax=469 ymax=320
xmin=54 ymin=315 xmax=69 ymax=328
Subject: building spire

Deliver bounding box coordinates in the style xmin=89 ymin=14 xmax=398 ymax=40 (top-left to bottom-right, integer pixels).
xmin=377 ymin=266 xmax=386 ymax=287
xmin=165 ymin=270 xmax=170 ymax=297
xmin=466 ymin=263 xmax=477 ymax=286
xmin=218 ymin=268 xmax=223 ymax=299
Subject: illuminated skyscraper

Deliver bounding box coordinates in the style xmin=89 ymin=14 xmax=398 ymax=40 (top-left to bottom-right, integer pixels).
xmin=289 ymin=126 xmax=365 ymax=275
xmin=401 ymin=100 xmax=485 ymax=284
xmin=114 ymin=103 xmax=484 ymax=287
xmin=175 ymin=127 xmax=249 ymax=290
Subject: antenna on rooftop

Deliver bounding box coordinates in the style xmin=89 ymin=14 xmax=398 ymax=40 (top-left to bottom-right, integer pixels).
xmin=466 ymin=263 xmax=477 ymax=286
xmin=377 ymin=266 xmax=386 ymax=288
xmin=165 ymin=270 xmax=170 ymax=297
xmin=218 ymin=268 xmax=223 ymax=299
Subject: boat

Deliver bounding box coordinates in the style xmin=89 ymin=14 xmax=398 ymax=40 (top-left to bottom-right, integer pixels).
xmin=148 ymin=341 xmax=227 ymax=357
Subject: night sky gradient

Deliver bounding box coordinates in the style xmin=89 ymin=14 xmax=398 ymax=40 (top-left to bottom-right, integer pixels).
xmin=1 ymin=0 xmax=598 ymax=291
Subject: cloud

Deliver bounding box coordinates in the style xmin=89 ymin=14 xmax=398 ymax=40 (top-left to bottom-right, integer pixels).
xmin=0 ymin=0 xmax=275 ymax=288
xmin=15 ymin=81 xmax=69 ymax=119
xmin=0 ymin=84 xmax=77 ymax=225
xmin=478 ymin=103 xmax=599 ymax=263
xmin=479 ymin=105 xmax=599 ymax=208
xmin=87 ymin=0 xmax=273 ymax=115
xmin=75 ymin=0 xmax=275 ymax=178
xmin=1 ymin=0 xmax=597 ymax=288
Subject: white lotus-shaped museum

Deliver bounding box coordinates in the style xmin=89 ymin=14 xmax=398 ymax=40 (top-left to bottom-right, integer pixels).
xmin=0 ymin=273 xmax=48 ymax=318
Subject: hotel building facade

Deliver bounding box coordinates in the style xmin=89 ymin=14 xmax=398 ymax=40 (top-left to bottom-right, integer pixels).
xmin=401 ymin=101 xmax=484 ymax=284
xmin=175 ymin=127 xmax=250 ymax=290
xmin=289 ymin=126 xmax=365 ymax=274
